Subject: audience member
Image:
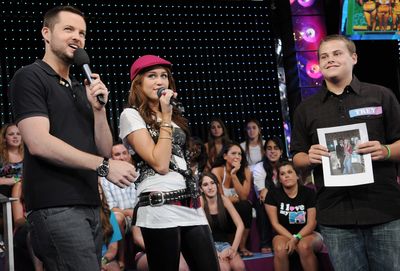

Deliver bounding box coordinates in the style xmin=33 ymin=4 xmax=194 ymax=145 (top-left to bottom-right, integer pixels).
xmin=265 ymin=161 xmax=323 ymax=271
xmin=211 ymin=142 xmax=253 ymax=257
xmin=12 ymin=181 xmax=44 ymax=271
xmin=252 ymin=136 xmax=285 ymax=253
xmin=101 ymin=142 xmax=137 ymax=270
xmin=335 ymin=139 xmax=344 ymax=170
xmin=342 ymin=138 xmax=355 ymax=174
xmin=119 ymin=54 xmax=219 ymax=270
xmin=240 ymin=119 xmax=265 ymax=171
xmin=291 ymin=34 xmax=400 ymax=271
xmin=189 ymin=136 xmax=208 ymax=179
xmin=0 ymin=123 xmax=23 ymax=197
xmin=205 ymin=118 xmax=231 ymax=171
xmin=200 ymin=172 xmax=246 ymax=271
xmin=99 ymin=184 xmax=122 ymax=271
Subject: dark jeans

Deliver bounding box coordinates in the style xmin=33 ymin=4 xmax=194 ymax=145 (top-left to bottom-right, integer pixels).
xmin=255 ymin=200 xmax=273 ymax=248
xmin=320 ymin=219 xmax=400 ymax=271
xmin=233 ymin=200 xmax=253 ymax=229
xmin=27 ymin=206 xmax=102 ymax=271
xmin=141 ymin=225 xmax=220 ymax=271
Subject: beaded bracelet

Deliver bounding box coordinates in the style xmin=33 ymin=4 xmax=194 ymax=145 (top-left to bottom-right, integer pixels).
xmin=382 ymin=144 xmax=391 ymax=160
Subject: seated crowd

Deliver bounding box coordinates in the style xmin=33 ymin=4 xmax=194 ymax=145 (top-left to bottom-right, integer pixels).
xmin=3 ymin=118 xmax=331 ymax=271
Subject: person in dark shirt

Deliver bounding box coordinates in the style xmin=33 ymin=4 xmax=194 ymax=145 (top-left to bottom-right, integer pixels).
xmin=200 ymin=172 xmax=245 ymax=271
xmin=9 ymin=6 xmax=136 ymax=270
xmin=291 ymin=34 xmax=400 ymax=271
xmin=334 ymin=138 xmax=344 ymax=170
xmin=265 ymin=161 xmax=322 ymax=271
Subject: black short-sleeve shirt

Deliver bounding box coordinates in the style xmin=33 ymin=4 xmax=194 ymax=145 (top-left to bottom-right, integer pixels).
xmin=10 ymin=60 xmax=100 ymax=211
xmin=291 ymin=76 xmax=400 ymax=226
xmin=265 ymin=185 xmax=316 ymax=234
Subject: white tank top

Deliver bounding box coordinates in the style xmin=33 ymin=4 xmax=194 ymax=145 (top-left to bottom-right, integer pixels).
xmin=222 ymin=166 xmax=238 ymax=197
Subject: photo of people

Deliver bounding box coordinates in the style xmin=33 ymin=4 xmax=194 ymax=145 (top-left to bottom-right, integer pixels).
xmin=324 ymin=129 xmax=365 ymax=176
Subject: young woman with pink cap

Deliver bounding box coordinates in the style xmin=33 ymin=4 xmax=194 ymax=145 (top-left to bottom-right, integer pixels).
xmin=119 ymin=55 xmax=219 ymax=271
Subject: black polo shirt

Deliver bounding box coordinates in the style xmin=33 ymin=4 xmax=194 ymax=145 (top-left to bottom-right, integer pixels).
xmin=10 ymin=59 xmax=100 ymax=211
xmin=291 ymin=76 xmax=400 ymax=226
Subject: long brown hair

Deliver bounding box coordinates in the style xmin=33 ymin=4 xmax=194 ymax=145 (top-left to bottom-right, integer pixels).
xmin=127 ymin=65 xmax=189 ymax=135
xmin=207 ymin=118 xmax=231 ymax=165
xmin=99 ymin=184 xmax=113 ymax=245
xmin=0 ymin=123 xmax=24 ymax=164
xmin=243 ymin=119 xmax=264 ymax=163
xmin=212 ymin=142 xmax=248 ymax=184
xmin=200 ymin=172 xmax=229 ymax=230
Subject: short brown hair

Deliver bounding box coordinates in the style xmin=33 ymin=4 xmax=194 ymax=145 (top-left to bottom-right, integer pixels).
xmin=318 ymin=34 xmax=356 ymax=58
xmin=43 ymin=6 xmax=85 ymax=30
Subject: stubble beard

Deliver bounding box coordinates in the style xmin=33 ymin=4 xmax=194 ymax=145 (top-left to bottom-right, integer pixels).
xmin=51 ymin=45 xmax=74 ymax=65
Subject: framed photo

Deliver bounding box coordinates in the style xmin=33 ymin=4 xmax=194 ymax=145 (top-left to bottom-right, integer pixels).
xmin=317 ymin=123 xmax=374 ymax=187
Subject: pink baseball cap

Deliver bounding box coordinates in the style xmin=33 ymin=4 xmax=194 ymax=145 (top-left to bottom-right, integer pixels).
xmin=130 ymin=55 xmax=172 ymax=81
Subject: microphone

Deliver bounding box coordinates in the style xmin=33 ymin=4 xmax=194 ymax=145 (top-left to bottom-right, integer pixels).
xmin=157 ymin=87 xmax=180 ymax=107
xmin=73 ymin=48 xmax=106 ymax=105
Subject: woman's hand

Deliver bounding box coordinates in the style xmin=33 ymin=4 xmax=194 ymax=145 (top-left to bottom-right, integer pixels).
xmin=229 ymin=194 xmax=240 ymax=203
xmin=285 ymin=237 xmax=298 ymax=254
xmin=226 ymin=247 xmax=237 ymax=259
xmin=230 ymin=160 xmax=240 ymax=175
xmin=0 ymin=177 xmax=17 ymax=186
xmin=219 ymin=249 xmax=231 ymax=262
xmin=159 ymin=88 xmax=177 ymax=114
xmin=259 ymin=188 xmax=268 ymax=202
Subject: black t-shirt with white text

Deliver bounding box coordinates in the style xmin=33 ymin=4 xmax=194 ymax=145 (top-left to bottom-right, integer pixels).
xmin=265 ymin=185 xmax=316 ymax=234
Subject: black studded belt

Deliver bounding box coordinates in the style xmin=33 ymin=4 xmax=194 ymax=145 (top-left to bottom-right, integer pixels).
xmin=137 ymin=188 xmax=192 ymax=207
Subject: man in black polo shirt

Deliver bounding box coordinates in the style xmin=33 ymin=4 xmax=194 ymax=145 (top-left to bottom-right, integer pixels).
xmin=291 ymin=34 xmax=400 ymax=271
xmin=9 ymin=6 xmax=137 ymax=270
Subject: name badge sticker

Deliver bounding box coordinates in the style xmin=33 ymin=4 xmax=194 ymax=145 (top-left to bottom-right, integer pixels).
xmin=349 ymin=106 xmax=382 ymax=118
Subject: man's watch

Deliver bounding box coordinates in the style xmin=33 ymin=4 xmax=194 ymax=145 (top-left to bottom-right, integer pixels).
xmin=96 ymin=157 xmax=109 ymax=177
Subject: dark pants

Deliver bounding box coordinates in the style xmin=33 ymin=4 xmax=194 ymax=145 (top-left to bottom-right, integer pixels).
xmin=27 ymin=206 xmax=102 ymax=271
xmin=141 ymin=225 xmax=220 ymax=271
xmin=233 ymin=200 xmax=253 ymax=229
xmin=14 ymin=223 xmax=34 ymax=271
xmin=255 ymin=200 xmax=273 ymax=248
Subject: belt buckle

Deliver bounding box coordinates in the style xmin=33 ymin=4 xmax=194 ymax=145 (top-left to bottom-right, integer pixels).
xmin=148 ymin=191 xmax=165 ymax=207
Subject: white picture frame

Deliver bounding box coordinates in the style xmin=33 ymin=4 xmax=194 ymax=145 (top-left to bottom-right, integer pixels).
xmin=317 ymin=123 xmax=374 ymax=187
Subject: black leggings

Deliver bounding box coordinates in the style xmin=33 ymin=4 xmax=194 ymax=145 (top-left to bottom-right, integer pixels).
xmin=234 ymin=200 xmax=253 ymax=229
xmin=141 ymin=225 xmax=220 ymax=271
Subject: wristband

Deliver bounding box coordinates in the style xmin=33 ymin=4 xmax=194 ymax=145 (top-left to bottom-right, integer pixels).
xmin=293 ymin=233 xmax=302 ymax=240
xmin=382 ymin=144 xmax=391 ymax=160
xmin=14 ymin=176 xmax=20 ymax=183
xmin=101 ymin=256 xmax=109 ymax=265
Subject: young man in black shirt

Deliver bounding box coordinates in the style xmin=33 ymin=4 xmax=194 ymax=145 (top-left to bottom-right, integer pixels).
xmin=10 ymin=6 xmax=137 ymax=270
xmin=291 ymin=34 xmax=400 ymax=271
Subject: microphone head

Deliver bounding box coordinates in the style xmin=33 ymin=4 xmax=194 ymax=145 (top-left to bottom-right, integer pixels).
xmin=73 ymin=48 xmax=90 ymax=66
xmin=156 ymin=87 xmax=165 ymax=98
